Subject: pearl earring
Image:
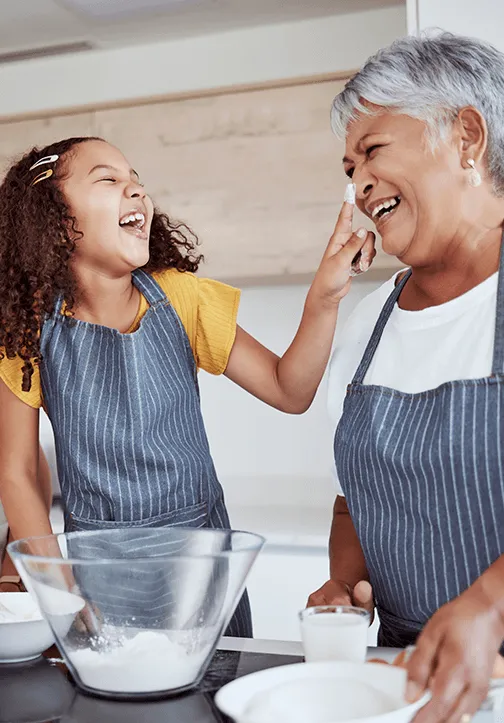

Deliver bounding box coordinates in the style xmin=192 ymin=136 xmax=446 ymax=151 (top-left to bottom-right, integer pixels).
xmin=467 ymin=159 xmax=482 ymax=188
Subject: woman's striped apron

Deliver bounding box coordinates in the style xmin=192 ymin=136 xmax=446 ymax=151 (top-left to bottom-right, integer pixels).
xmin=334 ymin=243 xmax=504 ymax=648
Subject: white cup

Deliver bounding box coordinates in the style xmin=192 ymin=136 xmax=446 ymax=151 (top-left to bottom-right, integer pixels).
xmin=299 ymin=605 xmax=370 ymax=663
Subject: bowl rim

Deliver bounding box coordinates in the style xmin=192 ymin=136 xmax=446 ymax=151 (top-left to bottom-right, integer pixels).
xmin=215 ymin=660 xmax=431 ymax=721
xmin=8 ymin=528 xmax=266 ymax=566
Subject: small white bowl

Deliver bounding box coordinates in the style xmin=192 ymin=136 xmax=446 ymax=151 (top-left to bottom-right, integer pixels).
xmin=216 ymin=661 xmax=430 ymax=723
xmin=0 ymin=592 xmax=55 ymax=663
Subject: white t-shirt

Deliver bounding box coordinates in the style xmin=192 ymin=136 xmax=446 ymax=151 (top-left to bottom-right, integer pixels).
xmin=328 ymin=269 xmax=499 ymax=493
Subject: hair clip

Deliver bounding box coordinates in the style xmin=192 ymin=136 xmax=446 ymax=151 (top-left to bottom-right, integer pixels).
xmin=32 ymin=169 xmax=54 ymax=186
xmin=29 ymin=154 xmax=59 ymax=171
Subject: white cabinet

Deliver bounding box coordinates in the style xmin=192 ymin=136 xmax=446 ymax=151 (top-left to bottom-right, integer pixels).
xmin=407 ymin=0 xmax=504 ymax=53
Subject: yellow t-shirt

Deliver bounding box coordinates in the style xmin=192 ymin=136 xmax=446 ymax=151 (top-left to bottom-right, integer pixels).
xmin=0 ymin=269 xmax=240 ymax=410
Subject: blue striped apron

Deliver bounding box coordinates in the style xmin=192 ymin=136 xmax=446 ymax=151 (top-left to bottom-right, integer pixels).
xmin=334 ymin=245 xmax=504 ymax=648
xmin=39 ymin=269 xmax=252 ymax=637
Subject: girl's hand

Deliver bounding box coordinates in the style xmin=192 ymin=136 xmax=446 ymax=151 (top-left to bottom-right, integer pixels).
xmin=405 ymin=587 xmax=504 ymax=723
xmin=308 ymin=186 xmax=376 ymax=309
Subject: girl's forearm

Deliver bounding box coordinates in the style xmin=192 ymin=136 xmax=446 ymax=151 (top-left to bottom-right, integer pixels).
xmin=275 ymin=296 xmax=339 ymax=413
xmin=1 ymin=459 xmax=53 ymax=577
xmin=0 ymin=475 xmax=53 ymax=542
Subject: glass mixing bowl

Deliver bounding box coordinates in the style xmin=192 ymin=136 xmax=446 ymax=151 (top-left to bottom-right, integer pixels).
xmin=9 ymin=527 xmax=264 ymax=700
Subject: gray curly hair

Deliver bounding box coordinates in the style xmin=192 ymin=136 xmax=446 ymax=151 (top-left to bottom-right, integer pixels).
xmin=331 ymin=32 xmax=504 ymax=195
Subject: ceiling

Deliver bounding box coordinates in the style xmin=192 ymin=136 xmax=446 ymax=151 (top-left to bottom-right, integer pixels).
xmin=0 ymin=0 xmax=402 ymax=59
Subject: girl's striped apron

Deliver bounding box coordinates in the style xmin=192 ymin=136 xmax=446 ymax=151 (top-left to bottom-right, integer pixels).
xmin=39 ymin=270 xmax=252 ymax=637
xmin=334 ymin=241 xmax=504 ymax=648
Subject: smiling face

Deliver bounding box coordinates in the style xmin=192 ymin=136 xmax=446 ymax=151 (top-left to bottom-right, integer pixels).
xmin=60 ymin=140 xmax=154 ymax=277
xmin=343 ymin=110 xmax=475 ymax=266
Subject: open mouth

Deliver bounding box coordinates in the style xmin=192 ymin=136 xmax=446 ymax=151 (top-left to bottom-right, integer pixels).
xmin=371 ymin=196 xmax=401 ymax=226
xmin=119 ymin=211 xmax=147 ymax=239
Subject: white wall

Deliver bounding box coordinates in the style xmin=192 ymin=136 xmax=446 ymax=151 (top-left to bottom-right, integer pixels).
xmin=407 ymin=0 xmax=504 ymax=52
xmin=0 ymin=5 xmax=406 ymax=117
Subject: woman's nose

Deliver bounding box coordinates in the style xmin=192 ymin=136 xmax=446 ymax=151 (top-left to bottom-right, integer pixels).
xmin=352 ymin=166 xmax=374 ymax=200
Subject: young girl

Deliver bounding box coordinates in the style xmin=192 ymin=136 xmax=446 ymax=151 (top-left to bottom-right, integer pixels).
xmin=0 ymin=136 xmax=374 ymax=635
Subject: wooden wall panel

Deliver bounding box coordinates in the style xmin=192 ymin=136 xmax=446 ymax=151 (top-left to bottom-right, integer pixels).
xmin=0 ymin=81 xmax=401 ymax=284
xmin=0 ymin=113 xmax=95 ymax=172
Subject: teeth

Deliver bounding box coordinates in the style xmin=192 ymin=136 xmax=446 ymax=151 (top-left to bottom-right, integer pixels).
xmin=371 ymin=197 xmax=400 ymax=218
xmin=119 ymin=211 xmax=145 ymax=227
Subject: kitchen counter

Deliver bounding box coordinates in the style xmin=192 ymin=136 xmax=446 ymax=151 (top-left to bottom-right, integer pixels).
xmin=0 ymin=638 xmax=496 ymax=723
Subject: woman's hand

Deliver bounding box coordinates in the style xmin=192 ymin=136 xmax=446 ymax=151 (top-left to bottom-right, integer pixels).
xmin=307 ymin=579 xmax=374 ymax=621
xmin=406 ymin=585 xmax=504 ymax=723
xmin=307 ymin=196 xmax=375 ymax=310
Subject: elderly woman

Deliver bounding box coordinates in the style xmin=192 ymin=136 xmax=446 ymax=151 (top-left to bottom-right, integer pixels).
xmin=309 ymin=32 xmax=504 ymax=723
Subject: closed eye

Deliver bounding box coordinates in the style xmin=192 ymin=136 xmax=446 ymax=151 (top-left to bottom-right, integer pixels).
xmin=365 ymin=144 xmax=382 ymax=157
xmin=98 ymin=177 xmax=116 ymax=183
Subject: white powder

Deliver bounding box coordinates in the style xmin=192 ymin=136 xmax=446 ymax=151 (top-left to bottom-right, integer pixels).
xmin=0 ymin=605 xmax=43 ymax=623
xmin=243 ymin=678 xmax=399 ymax=723
xmin=67 ymin=629 xmax=209 ymax=693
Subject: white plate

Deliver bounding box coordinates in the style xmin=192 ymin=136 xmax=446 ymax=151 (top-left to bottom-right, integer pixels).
xmin=215 ymin=661 xmax=429 ymax=723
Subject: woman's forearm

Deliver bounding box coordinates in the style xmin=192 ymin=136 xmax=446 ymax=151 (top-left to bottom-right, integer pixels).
xmin=472 ymin=554 xmax=504 ymax=622
xmin=329 ymin=495 xmax=369 ymax=587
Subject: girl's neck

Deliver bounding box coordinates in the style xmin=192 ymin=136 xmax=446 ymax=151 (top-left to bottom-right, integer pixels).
xmin=72 ymin=266 xmax=141 ymax=332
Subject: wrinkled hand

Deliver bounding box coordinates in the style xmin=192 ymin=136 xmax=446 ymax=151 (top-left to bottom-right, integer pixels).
xmin=308 ymin=199 xmax=376 ymax=308
xmin=406 ymin=587 xmax=504 ymax=723
xmin=307 ymin=579 xmax=375 ymax=622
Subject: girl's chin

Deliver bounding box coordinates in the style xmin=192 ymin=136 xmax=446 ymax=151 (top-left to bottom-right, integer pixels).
xmin=123 ymin=251 xmax=150 ymax=271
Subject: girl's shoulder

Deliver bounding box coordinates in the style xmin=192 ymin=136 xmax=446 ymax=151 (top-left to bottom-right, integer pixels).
xmin=151 ymin=268 xmax=239 ymax=309
xmin=149 ymin=268 xmax=240 ymax=376
xmin=152 ymin=267 xmax=197 ymax=287
xmin=0 ymin=353 xmax=42 ymax=408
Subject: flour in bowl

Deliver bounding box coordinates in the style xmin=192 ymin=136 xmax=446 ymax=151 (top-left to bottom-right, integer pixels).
xmin=67 ymin=629 xmax=209 ymax=693
xmin=0 ymin=608 xmax=42 ymax=623
xmin=0 ymin=603 xmax=43 ymax=623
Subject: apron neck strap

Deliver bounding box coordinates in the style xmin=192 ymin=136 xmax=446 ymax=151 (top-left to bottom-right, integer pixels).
xmin=352 ymin=228 xmax=504 ymax=383
xmin=53 ymin=294 xmax=65 ymax=316
xmin=132 ymin=270 xmax=167 ymax=305
xmin=491 ymin=230 xmax=504 ymax=374
xmin=351 ymin=269 xmax=412 ymax=385
xmin=50 ymin=271 xmax=167 ymax=316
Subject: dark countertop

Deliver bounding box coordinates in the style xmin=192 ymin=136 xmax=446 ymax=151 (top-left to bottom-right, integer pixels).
xmin=0 ymin=647 xmax=303 ymax=723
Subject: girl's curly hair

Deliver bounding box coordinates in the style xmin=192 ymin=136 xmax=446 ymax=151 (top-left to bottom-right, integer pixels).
xmin=0 ymin=136 xmax=203 ymax=393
